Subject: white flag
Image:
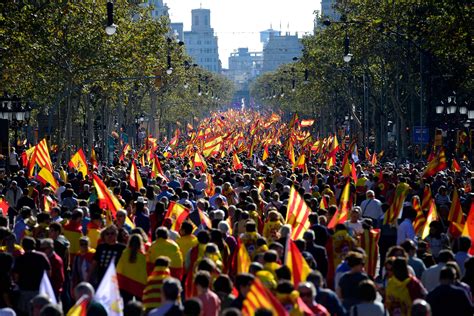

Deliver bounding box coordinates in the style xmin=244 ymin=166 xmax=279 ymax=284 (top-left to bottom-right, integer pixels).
xmin=39 ymin=271 xmax=57 ymax=305
xmin=94 ymin=260 xmax=124 ymax=316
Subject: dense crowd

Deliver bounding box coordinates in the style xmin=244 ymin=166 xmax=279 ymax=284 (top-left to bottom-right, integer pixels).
xmin=0 ymin=110 xmax=473 ymax=316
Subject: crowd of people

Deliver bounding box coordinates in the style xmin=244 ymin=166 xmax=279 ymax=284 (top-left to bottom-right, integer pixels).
xmin=0 ymin=110 xmax=473 ymax=316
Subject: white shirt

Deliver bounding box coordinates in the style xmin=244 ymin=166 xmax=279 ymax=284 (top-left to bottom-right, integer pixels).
xmin=421 ymin=263 xmax=445 ymax=292
xmin=360 ymin=198 xmax=383 ymax=220
xmin=397 ymin=218 xmax=416 ymax=245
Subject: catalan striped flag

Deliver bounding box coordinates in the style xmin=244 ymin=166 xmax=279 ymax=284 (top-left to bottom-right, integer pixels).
xmin=233 ymin=152 xmax=243 ymax=170
xmin=421 ymin=199 xmax=438 ymax=239
xmin=421 ymin=185 xmax=433 ymax=211
xmin=198 ymin=209 xmax=212 ymax=229
xmin=448 ymin=189 xmax=464 ymax=238
xmin=129 ymin=161 xmax=144 ymax=191
xmin=360 ymin=228 xmax=380 ymax=277
xmin=412 ymin=196 xmax=426 ymax=235
xmin=326 ymin=135 xmax=339 ymax=169
xmin=28 ymin=139 xmax=53 ymax=177
xmin=328 ymin=180 xmax=351 ymax=229
xmin=423 ymin=149 xmax=447 ymax=177
xmin=36 ymin=167 xmax=59 ymax=191
xmin=285 ymin=239 xmax=311 ymax=287
xmin=462 ymin=199 xmax=474 ymax=255
xmin=286 ymin=186 xmax=311 ymax=240
xmin=68 ymin=148 xmax=88 ymax=177
xmin=242 ymin=278 xmax=288 ymax=316
xmin=163 ymin=202 xmax=190 ymax=231
xmin=383 ymin=182 xmax=411 ymax=225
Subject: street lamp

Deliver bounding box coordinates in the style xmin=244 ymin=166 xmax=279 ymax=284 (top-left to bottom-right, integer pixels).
xmin=343 ymin=34 xmax=352 ymax=63
xmin=105 ymin=1 xmax=117 ymax=36
xmin=0 ymin=96 xmax=32 ymax=147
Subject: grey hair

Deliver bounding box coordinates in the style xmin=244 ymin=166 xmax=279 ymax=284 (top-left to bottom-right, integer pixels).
xmin=298 ymin=281 xmax=317 ymax=298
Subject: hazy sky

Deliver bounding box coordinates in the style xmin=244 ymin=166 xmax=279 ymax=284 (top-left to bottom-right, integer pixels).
xmin=165 ymin=0 xmax=320 ymax=68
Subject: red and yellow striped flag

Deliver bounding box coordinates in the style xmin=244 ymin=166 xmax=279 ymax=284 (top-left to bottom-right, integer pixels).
xmin=92 ymin=174 xmax=122 ymax=219
xmin=293 ymin=153 xmax=306 ymax=172
xmin=328 ymin=180 xmax=352 ymax=229
xmin=242 ymin=279 xmax=288 ymax=316
xmin=36 ymin=167 xmax=59 ymax=191
xmin=163 ymin=201 xmax=190 ymax=231
xmin=285 ymin=239 xmax=311 ymax=287
xmin=286 ymin=186 xmax=311 ymax=240
xmin=151 ymin=155 xmax=168 ymax=181
xmin=43 ymin=195 xmax=57 ymax=213
xmin=360 ymin=228 xmax=380 ymax=278
xmin=300 ymin=119 xmax=315 ymax=127
xmin=412 ymin=196 xmax=426 ymax=235
xmin=129 ymin=161 xmax=143 ymax=191
xmin=448 ymin=189 xmax=464 ymax=238
xmin=421 ymin=199 xmax=438 ymax=239
xmin=383 ymin=182 xmax=411 ymax=225
xmin=68 ymin=148 xmax=88 ymax=177
xmin=205 ymin=173 xmax=215 ymax=197
xmin=28 ymin=139 xmax=53 ymax=177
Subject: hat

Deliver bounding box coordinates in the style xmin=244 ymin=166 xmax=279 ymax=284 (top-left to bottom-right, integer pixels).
xmin=135 ymin=196 xmax=148 ymax=204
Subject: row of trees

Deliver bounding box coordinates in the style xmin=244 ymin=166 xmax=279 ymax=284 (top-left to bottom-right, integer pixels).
xmin=0 ymin=1 xmax=234 ymax=159
xmin=251 ymin=0 xmax=472 ymax=158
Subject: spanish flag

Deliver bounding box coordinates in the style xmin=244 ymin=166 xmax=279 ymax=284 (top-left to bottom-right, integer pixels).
xmin=116 ymin=249 xmax=148 ymax=299
xmin=452 ymin=158 xmax=461 ymax=172
xmin=205 ymin=173 xmax=215 ymax=197
xmin=285 ymin=239 xmax=311 ymax=287
xmin=43 ymin=195 xmax=57 ymax=213
xmin=300 ymin=119 xmax=315 ymax=127
xmin=151 ymin=155 xmax=167 ymax=181
xmin=232 ymin=152 xmax=243 ymax=171
xmin=462 ymin=199 xmax=474 ymax=255
xmin=423 ymin=149 xmax=447 ymax=177
xmin=0 ymin=197 xmax=9 ymax=216
xmin=66 ymin=295 xmax=88 ymax=316
xmin=242 ymin=279 xmax=288 ymax=316
xmin=293 ymin=153 xmax=306 ymax=172
xmin=68 ymin=148 xmax=88 ymax=177
xmin=36 ymin=167 xmax=59 ymax=191
xmin=92 ymin=174 xmax=121 ymax=219
xmin=129 ymin=161 xmax=143 ymax=191
xmin=163 ymin=202 xmax=190 ymax=231
xmin=193 ymin=152 xmax=207 ymax=171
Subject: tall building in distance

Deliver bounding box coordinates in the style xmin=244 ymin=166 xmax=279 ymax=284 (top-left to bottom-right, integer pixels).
xmin=321 ymin=0 xmax=340 ymax=21
xmin=143 ymin=0 xmax=169 ymax=19
xmin=184 ymin=8 xmax=220 ymax=73
xmin=262 ymin=31 xmax=303 ymax=73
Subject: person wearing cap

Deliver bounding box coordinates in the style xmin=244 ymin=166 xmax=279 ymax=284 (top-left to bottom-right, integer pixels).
xmin=360 ymin=190 xmax=383 ymax=222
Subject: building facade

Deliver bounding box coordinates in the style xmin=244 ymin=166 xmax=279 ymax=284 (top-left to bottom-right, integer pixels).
xmin=321 ymin=0 xmax=340 ymax=21
xmin=262 ymin=32 xmax=303 ymax=73
xmin=143 ymin=0 xmax=169 ymax=19
xmin=183 ymin=9 xmax=220 ymax=73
